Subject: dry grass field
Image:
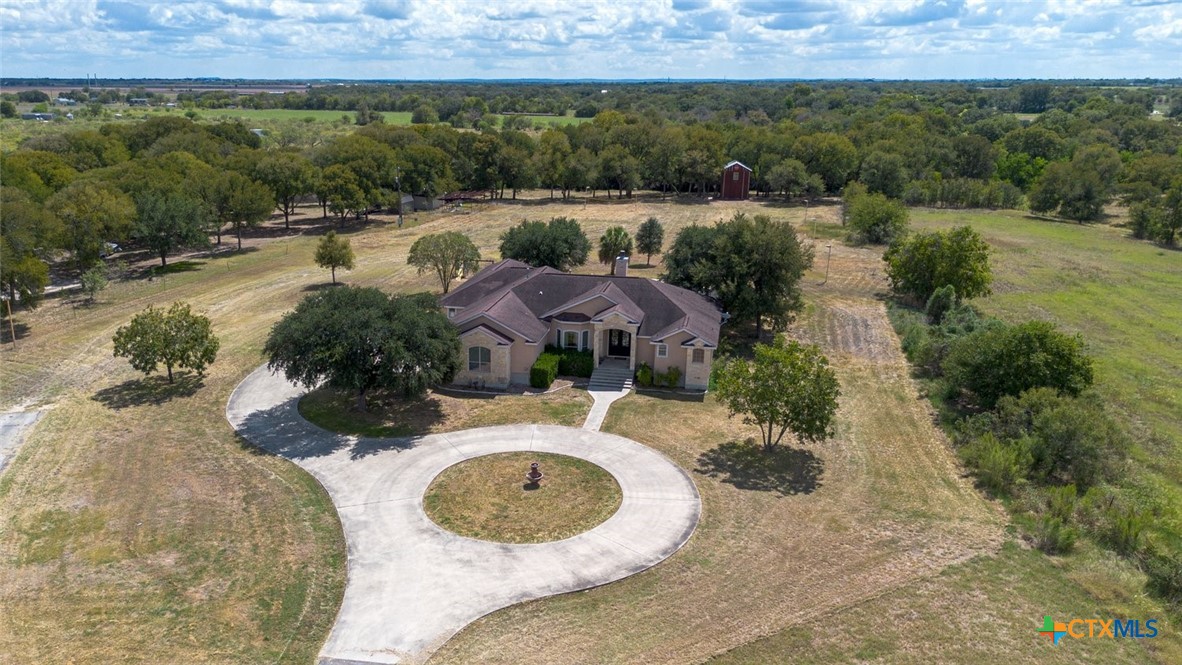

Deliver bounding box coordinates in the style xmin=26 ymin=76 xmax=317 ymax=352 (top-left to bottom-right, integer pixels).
xmin=0 ymin=193 xmax=1165 ymax=663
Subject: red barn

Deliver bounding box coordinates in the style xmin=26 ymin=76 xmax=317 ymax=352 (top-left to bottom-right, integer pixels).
xmin=720 ymin=160 xmax=751 ymax=200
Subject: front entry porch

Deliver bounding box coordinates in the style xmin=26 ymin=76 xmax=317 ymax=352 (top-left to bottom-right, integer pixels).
xmin=606 ymin=329 xmax=632 ymax=358
xmin=594 ymin=325 xmax=637 ymax=372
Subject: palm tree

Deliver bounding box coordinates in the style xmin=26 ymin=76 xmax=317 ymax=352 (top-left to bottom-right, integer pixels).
xmin=598 ymin=226 xmax=633 ymax=274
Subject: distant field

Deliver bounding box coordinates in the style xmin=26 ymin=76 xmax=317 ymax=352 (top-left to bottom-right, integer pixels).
xmin=173 ymin=108 xmax=414 ymax=124
xmin=184 ymin=107 xmax=587 ymax=127
xmin=0 ymin=106 xmax=587 ymax=151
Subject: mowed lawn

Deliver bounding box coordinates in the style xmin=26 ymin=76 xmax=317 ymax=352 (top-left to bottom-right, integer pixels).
xmin=0 ymin=196 xmax=1169 ymax=663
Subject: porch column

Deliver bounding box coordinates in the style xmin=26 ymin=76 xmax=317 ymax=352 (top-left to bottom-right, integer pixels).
xmin=592 ymin=323 xmax=602 ymax=368
xmin=628 ymin=326 xmax=637 ymax=370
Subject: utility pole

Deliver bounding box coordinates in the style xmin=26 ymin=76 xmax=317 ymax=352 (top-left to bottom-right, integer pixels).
xmin=395 ymin=166 xmax=403 ymax=228
xmin=820 ymin=243 xmax=833 ymax=285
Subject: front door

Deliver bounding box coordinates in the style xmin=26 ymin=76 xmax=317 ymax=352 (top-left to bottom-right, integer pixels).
xmin=607 ymin=329 xmax=631 ymax=357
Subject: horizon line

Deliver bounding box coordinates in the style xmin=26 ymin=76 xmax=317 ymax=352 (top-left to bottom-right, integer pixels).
xmin=3 ymin=76 xmax=1182 ymax=85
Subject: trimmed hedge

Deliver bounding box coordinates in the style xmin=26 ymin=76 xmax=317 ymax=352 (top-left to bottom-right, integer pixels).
xmin=530 ymin=353 xmax=560 ymax=389
xmin=544 ymin=345 xmax=594 ymax=378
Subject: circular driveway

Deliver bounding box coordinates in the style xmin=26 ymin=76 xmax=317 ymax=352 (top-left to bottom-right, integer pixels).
xmin=226 ymin=365 xmax=701 ymax=665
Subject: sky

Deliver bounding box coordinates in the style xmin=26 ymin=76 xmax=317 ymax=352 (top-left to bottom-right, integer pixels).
xmin=1 ymin=0 xmax=1180 ymax=80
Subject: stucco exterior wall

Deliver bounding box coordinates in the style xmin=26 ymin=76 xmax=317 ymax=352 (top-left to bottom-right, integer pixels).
xmin=551 ymin=322 xmax=593 ymax=350
xmin=510 ymin=342 xmax=542 ymax=384
xmin=634 ymin=337 xmax=657 ymax=370
xmin=650 ymin=331 xmax=692 ymax=376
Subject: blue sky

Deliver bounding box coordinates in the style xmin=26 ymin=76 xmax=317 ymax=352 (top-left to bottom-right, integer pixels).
xmin=1 ymin=0 xmax=1180 ymax=80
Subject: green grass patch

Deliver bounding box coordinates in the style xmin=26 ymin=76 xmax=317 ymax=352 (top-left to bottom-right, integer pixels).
xmin=17 ymin=507 xmax=106 ymax=565
xmin=299 ymin=388 xmax=419 ymax=438
xmin=298 ymin=385 xmax=592 ymax=439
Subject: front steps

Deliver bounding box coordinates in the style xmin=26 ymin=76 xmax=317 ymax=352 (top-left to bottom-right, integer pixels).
xmin=588 ymin=364 xmax=633 ymax=392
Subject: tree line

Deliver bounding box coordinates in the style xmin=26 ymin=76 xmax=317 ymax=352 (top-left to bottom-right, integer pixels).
xmin=4 ymin=80 xmax=1182 ymax=307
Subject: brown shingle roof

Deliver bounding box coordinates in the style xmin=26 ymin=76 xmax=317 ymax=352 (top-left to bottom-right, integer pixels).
xmin=440 ymin=260 xmax=722 ymax=346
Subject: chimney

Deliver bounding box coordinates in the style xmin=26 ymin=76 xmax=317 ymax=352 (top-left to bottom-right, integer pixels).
xmin=613 ymin=252 xmax=629 ymax=277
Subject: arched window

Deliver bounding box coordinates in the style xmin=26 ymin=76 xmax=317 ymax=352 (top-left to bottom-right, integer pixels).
xmin=468 ymin=346 xmax=491 ymax=372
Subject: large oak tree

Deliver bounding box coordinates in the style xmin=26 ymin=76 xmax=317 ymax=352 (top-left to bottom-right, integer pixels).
xmin=264 ymin=288 xmax=461 ymax=411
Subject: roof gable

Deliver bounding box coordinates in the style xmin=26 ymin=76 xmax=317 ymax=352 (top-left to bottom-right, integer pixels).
xmin=441 ymin=259 xmax=722 ymax=346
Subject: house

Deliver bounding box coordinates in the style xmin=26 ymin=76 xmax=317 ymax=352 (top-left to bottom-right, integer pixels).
xmin=439 ymin=257 xmax=722 ymax=390
xmin=720 ymin=160 xmax=751 ymax=200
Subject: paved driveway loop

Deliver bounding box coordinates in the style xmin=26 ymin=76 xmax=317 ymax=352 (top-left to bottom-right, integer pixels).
xmin=227 ymin=365 xmax=700 ymax=665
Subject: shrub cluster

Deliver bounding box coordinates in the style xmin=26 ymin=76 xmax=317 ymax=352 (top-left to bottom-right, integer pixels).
xmin=845 ymin=191 xmax=909 ymax=244
xmin=902 ymin=177 xmax=1023 ymax=209
xmin=955 ymin=388 xmax=1128 ymax=491
xmin=891 ymin=301 xmax=1181 ymax=606
xmin=635 ymin=363 xmax=653 ymax=387
xmin=633 ymin=362 xmax=681 ymax=388
xmin=891 ymin=302 xmax=1092 ymax=410
xmin=543 ymin=345 xmax=594 ymax=377
xmin=529 ymin=353 xmax=560 ymax=389
xmin=883 ymin=226 xmax=993 ymax=305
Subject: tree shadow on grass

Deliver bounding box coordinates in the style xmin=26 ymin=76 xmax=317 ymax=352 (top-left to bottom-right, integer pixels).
xmin=204 ymin=246 xmax=260 ymax=260
xmin=151 ymin=260 xmax=205 ymax=276
xmin=633 ymin=388 xmax=705 ymax=403
xmin=302 ymin=282 xmax=343 ymax=292
xmin=669 ymin=195 xmax=715 ymax=206
xmin=92 ymin=373 xmax=204 ymax=410
xmin=234 ymin=395 xmax=423 ymax=461
xmin=694 ymin=439 xmax=823 ymax=496
xmin=294 ymin=387 xmax=447 ymax=460
xmin=0 ymin=320 xmax=31 ymax=343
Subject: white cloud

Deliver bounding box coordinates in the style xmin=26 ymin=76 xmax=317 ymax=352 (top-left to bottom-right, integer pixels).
xmin=0 ymin=0 xmax=1175 ymax=78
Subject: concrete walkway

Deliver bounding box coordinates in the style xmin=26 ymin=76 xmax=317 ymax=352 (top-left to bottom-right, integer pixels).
xmin=581 ymin=387 xmax=632 ymax=431
xmin=227 ymin=366 xmax=700 ymax=665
